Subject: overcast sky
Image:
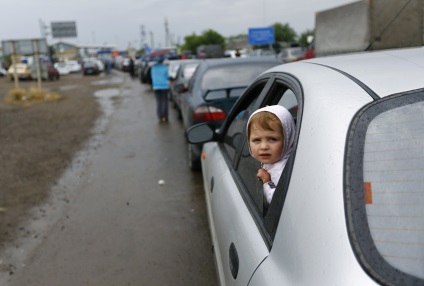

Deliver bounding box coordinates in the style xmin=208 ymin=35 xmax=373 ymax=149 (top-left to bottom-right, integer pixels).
xmin=3 ymin=0 xmax=354 ymax=50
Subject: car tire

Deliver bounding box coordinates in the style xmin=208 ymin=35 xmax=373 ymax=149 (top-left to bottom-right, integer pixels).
xmin=188 ymin=143 xmax=201 ymax=171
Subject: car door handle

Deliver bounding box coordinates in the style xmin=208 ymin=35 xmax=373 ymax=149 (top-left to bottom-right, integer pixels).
xmin=210 ymin=177 xmax=214 ymax=193
xmin=229 ymin=242 xmax=239 ymax=279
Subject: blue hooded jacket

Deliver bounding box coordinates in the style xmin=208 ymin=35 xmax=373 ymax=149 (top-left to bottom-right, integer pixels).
xmin=151 ymin=62 xmax=170 ymax=90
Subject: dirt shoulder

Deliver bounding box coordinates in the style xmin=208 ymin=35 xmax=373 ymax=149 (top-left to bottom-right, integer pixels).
xmin=0 ymin=72 xmax=122 ymax=251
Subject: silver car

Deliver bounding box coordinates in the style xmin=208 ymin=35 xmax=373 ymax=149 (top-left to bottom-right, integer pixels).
xmin=187 ymin=47 xmax=424 ymax=285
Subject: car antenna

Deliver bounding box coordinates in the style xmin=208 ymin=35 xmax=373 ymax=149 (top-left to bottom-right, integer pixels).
xmin=364 ymin=0 xmax=412 ymax=51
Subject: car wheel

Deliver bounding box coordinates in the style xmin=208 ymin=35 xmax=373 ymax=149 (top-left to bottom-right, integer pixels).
xmin=188 ymin=143 xmax=201 ymax=171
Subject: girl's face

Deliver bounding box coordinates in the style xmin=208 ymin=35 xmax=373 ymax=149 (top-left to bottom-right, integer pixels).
xmin=249 ymin=122 xmax=284 ymax=164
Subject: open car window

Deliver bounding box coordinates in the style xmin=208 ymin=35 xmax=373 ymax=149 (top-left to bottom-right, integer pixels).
xmin=230 ymin=76 xmax=302 ymax=244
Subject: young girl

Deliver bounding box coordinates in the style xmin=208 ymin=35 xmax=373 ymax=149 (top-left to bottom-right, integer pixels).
xmin=247 ymin=105 xmax=296 ymax=205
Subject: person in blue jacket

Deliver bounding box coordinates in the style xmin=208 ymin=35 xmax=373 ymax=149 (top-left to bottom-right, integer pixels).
xmin=150 ymin=56 xmax=170 ymax=123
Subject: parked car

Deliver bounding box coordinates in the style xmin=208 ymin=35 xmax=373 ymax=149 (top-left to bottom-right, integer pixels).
xmin=168 ymin=59 xmax=184 ymax=80
xmin=54 ymin=62 xmax=71 ymax=75
xmin=82 ymin=61 xmax=100 ymax=75
xmin=0 ymin=67 xmax=7 ymax=77
xmin=121 ymin=58 xmax=131 ymax=72
xmin=140 ymin=50 xmax=179 ymax=85
xmin=7 ymin=63 xmax=32 ymax=80
xmin=46 ymin=63 xmax=60 ymax=80
xmin=170 ymin=60 xmax=200 ymax=116
xmin=186 ymin=47 xmax=424 ymax=285
xmin=248 ymin=49 xmax=277 ymax=58
xmin=83 ymin=58 xmax=104 ymax=73
xmin=277 ymin=47 xmax=305 ymax=63
xmin=65 ymin=60 xmax=82 ymax=73
xmin=139 ymin=56 xmax=156 ymax=84
xmin=180 ymin=57 xmax=281 ymax=170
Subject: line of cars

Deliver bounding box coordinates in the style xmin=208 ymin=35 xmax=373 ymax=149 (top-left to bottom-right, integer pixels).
xmin=54 ymin=58 xmax=104 ymax=76
xmin=164 ymin=56 xmax=281 ymax=170
xmin=185 ymin=46 xmax=424 ymax=285
xmin=3 ymin=56 xmax=107 ymax=81
xmin=53 ymin=60 xmax=82 ymax=75
xmin=6 ymin=62 xmax=60 ymax=81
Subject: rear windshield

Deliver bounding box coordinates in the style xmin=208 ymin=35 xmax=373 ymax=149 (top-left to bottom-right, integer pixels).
xmin=346 ymin=91 xmax=424 ymax=285
xmin=292 ymin=48 xmax=304 ymax=57
xmin=200 ymin=62 xmax=277 ymax=91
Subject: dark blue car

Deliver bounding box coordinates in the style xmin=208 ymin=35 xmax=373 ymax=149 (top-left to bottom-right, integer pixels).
xmin=180 ymin=57 xmax=281 ymax=170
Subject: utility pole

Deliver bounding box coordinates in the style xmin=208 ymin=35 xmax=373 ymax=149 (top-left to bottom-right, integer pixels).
xmin=149 ymin=31 xmax=154 ymax=50
xmin=164 ymin=18 xmax=170 ymax=47
xmin=39 ymin=19 xmax=50 ymax=43
xmin=140 ymin=25 xmax=146 ymax=50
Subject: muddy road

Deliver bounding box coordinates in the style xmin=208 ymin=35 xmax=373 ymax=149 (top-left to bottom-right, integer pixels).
xmin=0 ymin=71 xmax=217 ymax=285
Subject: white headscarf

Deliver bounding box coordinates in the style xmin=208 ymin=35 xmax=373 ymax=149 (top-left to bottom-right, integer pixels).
xmin=247 ymin=105 xmax=296 ymax=198
xmin=247 ymin=105 xmax=295 ymax=163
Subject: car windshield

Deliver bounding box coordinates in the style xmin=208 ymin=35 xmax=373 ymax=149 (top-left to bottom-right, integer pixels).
xmin=291 ymin=48 xmax=304 ymax=56
xmin=182 ymin=63 xmax=198 ymax=78
xmin=84 ymin=62 xmax=96 ymax=67
xmin=201 ymin=62 xmax=276 ymax=91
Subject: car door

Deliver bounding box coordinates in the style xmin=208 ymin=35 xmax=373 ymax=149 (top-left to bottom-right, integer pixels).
xmin=201 ymin=76 xmax=279 ymax=285
xmin=201 ymin=74 xmax=303 ymax=285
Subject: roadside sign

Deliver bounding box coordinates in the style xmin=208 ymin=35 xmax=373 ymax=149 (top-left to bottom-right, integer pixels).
xmin=248 ymin=27 xmax=275 ymax=45
xmin=51 ymin=21 xmax=77 ymax=38
xmin=1 ymin=38 xmax=48 ymax=56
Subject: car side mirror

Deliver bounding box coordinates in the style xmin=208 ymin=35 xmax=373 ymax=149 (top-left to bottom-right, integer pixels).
xmin=186 ymin=123 xmax=216 ymax=144
xmin=179 ymin=84 xmax=189 ymax=93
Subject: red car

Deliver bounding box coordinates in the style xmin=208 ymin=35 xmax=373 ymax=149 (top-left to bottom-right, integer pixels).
xmin=47 ymin=64 xmax=60 ymax=80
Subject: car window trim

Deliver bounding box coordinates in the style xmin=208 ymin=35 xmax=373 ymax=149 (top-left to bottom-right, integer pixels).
xmin=219 ymin=73 xmax=305 ymax=249
xmin=218 ymin=75 xmax=276 ymax=248
xmin=260 ymin=74 xmax=304 ymax=241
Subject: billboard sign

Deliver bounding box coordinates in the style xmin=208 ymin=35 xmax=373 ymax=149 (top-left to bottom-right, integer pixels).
xmin=1 ymin=38 xmax=48 ymax=56
xmin=51 ymin=21 xmax=77 ymax=38
xmin=248 ymin=27 xmax=275 ymax=45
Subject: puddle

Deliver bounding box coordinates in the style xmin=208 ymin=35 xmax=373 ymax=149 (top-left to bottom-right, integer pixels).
xmin=91 ymin=77 xmax=124 ymax=85
xmin=59 ymin=85 xmax=78 ymax=91
xmin=93 ymin=88 xmax=120 ymax=118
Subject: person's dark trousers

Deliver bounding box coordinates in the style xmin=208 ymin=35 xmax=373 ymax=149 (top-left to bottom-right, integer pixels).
xmin=154 ymin=89 xmax=169 ymax=121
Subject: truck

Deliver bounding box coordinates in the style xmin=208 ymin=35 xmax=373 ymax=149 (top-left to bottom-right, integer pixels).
xmin=196 ymin=45 xmax=223 ymax=58
xmin=314 ymin=0 xmax=423 ymax=57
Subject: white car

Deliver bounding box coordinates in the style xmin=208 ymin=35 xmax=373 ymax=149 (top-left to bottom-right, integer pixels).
xmin=54 ymin=62 xmax=71 ymax=75
xmin=82 ymin=58 xmax=104 ymax=72
xmin=187 ymin=47 xmax=424 ymax=285
xmin=277 ymin=47 xmax=305 ymax=63
xmin=65 ymin=60 xmax=82 ymax=73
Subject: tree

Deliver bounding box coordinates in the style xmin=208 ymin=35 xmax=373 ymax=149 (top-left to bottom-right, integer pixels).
xmin=298 ymin=30 xmax=315 ymax=48
xmin=181 ymin=29 xmax=225 ymax=54
xmin=181 ymin=33 xmax=203 ymax=54
xmin=201 ymin=29 xmax=225 ymax=46
xmin=273 ymin=23 xmax=297 ymax=43
xmin=271 ymin=23 xmax=297 ymax=51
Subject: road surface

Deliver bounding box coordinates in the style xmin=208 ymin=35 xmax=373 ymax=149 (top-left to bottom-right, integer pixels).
xmin=0 ymin=73 xmax=217 ymax=286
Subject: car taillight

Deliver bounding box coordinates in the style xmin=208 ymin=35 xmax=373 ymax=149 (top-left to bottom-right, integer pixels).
xmin=193 ymin=106 xmax=226 ymax=121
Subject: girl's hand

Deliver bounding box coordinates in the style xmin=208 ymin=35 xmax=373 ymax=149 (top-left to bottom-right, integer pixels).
xmin=257 ymin=168 xmax=271 ymax=184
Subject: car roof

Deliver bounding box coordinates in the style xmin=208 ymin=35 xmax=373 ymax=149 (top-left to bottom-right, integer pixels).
xmin=200 ymin=57 xmax=280 ymax=68
xmin=265 ymin=46 xmax=424 ymax=98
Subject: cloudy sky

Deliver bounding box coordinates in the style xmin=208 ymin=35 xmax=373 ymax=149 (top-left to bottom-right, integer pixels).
xmin=3 ymin=0 xmax=354 ymax=50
